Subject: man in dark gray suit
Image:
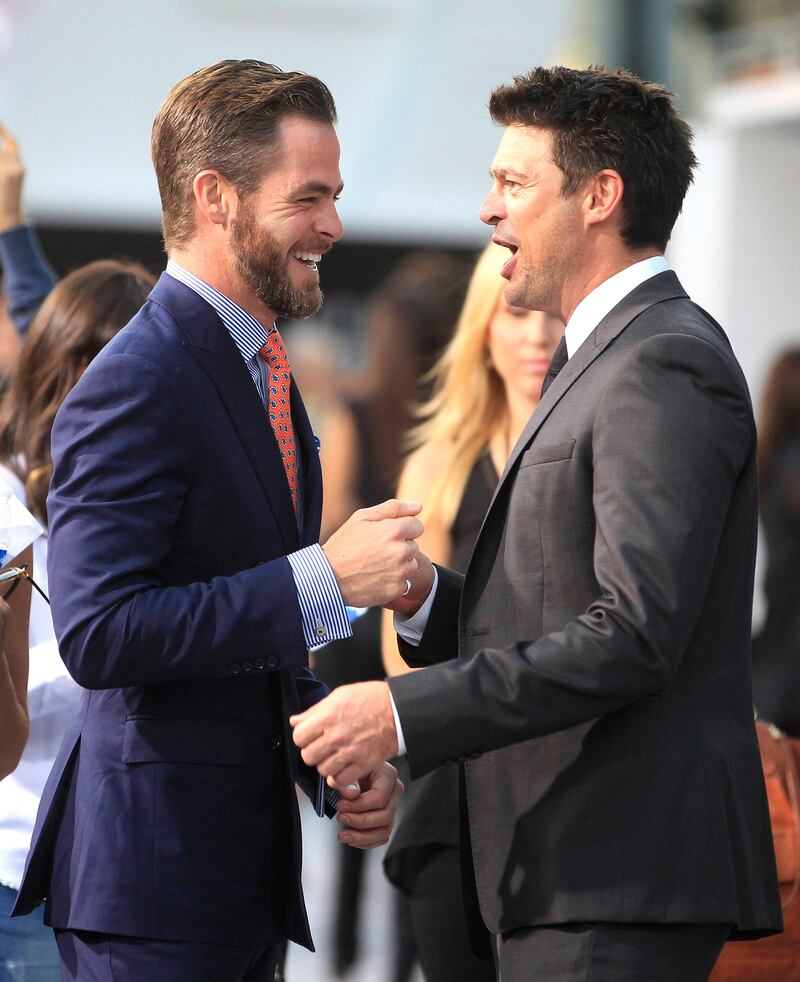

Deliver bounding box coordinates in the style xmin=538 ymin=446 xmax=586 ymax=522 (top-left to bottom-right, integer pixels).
xmin=292 ymin=67 xmax=782 ymax=979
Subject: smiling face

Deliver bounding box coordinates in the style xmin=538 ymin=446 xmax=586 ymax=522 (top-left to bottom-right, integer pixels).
xmin=487 ymin=297 xmax=563 ymax=404
xmin=479 ymin=125 xmax=585 ymax=320
xmin=229 ymin=114 xmax=343 ymax=320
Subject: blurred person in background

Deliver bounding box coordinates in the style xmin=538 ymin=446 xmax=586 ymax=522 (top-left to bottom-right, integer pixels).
xmin=0 ymin=576 xmax=32 ymax=783
xmin=0 ymin=128 xmax=57 ymax=338
xmin=0 ymin=128 xmax=58 ymax=398
xmin=315 ymin=251 xmax=468 ymax=980
xmin=0 ymin=259 xmax=154 ymax=981
xmin=752 ymin=348 xmax=800 ymax=737
xmin=381 ymin=242 xmax=562 ymax=982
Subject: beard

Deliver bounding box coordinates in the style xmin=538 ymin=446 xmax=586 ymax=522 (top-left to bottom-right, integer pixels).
xmin=230 ymin=200 xmax=324 ymax=320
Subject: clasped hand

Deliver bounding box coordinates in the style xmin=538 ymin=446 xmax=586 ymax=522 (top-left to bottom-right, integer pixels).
xmin=322 ymin=499 xmax=434 ymax=612
xmin=291 ymin=681 xmax=399 ymax=789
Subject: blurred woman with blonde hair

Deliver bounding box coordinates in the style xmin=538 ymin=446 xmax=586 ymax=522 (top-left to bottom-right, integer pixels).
xmin=382 ymin=242 xmax=563 ymax=980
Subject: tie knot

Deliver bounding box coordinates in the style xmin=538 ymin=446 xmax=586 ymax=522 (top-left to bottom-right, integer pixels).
xmin=259 ymin=328 xmax=290 ymax=369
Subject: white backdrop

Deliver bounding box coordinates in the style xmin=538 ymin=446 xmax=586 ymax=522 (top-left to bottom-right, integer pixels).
xmin=0 ymin=0 xmax=572 ymax=243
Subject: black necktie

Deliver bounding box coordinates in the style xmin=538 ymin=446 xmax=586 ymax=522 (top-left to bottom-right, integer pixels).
xmin=541 ymin=336 xmax=569 ymax=397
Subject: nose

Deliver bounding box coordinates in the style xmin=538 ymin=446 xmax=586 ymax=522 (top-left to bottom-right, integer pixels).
xmin=479 ymin=186 xmax=503 ymax=227
xmin=318 ymin=200 xmax=344 ymax=243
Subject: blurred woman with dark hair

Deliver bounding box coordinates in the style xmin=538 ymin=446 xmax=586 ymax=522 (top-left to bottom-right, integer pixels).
xmin=0 ymin=259 xmax=154 ymax=978
xmin=752 ymin=348 xmax=800 ymax=738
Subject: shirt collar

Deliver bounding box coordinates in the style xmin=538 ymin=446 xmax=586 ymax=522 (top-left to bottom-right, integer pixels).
xmin=564 ymin=255 xmax=670 ymax=359
xmin=165 ymin=259 xmax=273 ymax=364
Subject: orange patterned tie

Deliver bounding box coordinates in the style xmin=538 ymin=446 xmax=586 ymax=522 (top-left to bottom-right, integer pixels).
xmin=259 ymin=328 xmax=298 ymax=517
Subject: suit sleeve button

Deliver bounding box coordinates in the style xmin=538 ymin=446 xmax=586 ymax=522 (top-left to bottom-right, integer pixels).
xmin=266 ymin=655 xmax=278 ymax=669
xmin=266 ymin=729 xmax=282 ymax=751
xmin=242 ymin=660 xmax=253 ymax=673
xmin=229 ymin=663 xmax=240 ymax=675
xmin=254 ymin=658 xmax=266 ymax=671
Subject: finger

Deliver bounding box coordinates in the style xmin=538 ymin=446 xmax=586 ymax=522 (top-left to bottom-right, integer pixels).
xmin=0 ymin=132 xmax=18 ymax=158
xmin=367 ymin=498 xmax=422 ymax=521
xmin=332 ymin=782 xmax=361 ymax=800
xmin=300 ymin=738 xmax=342 ymax=768
xmin=391 ymin=516 xmax=424 ymax=540
xmin=337 ymin=806 xmax=390 ymax=831
xmin=336 ymin=781 xmax=405 ymax=829
xmin=338 ymin=824 xmax=391 ymax=849
xmin=325 ymin=761 xmax=365 ymax=787
xmin=338 ymin=786 xmax=388 ymax=813
xmin=289 ymin=713 xmax=325 ymax=749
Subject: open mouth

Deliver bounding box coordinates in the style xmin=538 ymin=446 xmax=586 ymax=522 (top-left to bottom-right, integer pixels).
xmin=496 ymin=241 xmax=518 ymax=280
xmin=292 ymin=249 xmax=323 ymax=272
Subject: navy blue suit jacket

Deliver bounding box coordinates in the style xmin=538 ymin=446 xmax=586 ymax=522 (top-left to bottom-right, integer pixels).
xmin=14 ymin=274 xmax=329 ymax=949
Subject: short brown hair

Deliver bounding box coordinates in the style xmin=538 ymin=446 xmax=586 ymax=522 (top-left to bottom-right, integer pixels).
xmin=151 ymin=59 xmax=337 ymax=250
xmin=489 ymin=66 xmax=696 ymax=251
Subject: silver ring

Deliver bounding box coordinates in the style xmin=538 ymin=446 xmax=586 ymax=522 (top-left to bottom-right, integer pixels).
xmin=402 ymin=578 xmax=412 ymax=597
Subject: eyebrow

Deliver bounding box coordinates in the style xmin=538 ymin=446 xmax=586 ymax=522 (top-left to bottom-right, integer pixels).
xmin=292 ymin=181 xmax=344 ymax=197
xmin=490 ymin=167 xmax=528 ymax=182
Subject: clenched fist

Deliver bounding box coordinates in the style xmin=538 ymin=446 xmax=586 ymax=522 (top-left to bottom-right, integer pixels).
xmin=323 ymin=498 xmax=428 ymax=608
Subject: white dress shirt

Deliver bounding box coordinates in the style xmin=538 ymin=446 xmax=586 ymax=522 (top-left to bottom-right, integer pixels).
xmin=390 ymin=255 xmax=671 ymax=756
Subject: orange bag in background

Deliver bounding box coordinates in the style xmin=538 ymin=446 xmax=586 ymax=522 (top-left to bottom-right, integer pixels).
xmin=711 ymin=721 xmax=800 ymax=981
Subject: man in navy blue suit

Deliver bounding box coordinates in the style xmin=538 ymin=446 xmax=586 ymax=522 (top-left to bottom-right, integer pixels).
xmin=12 ymin=60 xmax=425 ymax=981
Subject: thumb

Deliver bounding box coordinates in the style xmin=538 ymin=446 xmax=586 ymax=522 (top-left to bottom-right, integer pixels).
xmin=365 ymin=498 xmax=422 ymax=521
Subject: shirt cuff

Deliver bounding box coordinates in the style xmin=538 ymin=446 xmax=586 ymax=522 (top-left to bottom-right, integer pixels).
xmin=287 ymin=544 xmax=353 ymax=650
xmin=389 ymin=690 xmax=407 ymax=758
xmin=393 ymin=566 xmax=439 ymax=646
xmin=313 ymin=777 xmax=341 ymax=817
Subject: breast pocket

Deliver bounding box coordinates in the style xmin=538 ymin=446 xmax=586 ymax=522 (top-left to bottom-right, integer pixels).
xmin=518 ymin=439 xmax=576 ymax=468
xmin=122 ymin=715 xmax=246 ymax=767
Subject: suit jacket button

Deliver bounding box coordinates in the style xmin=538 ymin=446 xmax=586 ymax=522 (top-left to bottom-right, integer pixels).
xmin=266 ymin=729 xmax=282 ymax=751
xmin=242 ymin=660 xmax=253 ymax=672
xmin=229 ymin=663 xmax=240 ymax=675
xmin=266 ymin=655 xmax=278 ymax=669
xmin=254 ymin=658 xmax=266 ymax=671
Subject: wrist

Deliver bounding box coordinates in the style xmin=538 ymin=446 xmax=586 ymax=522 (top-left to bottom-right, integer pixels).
xmin=0 ymin=213 xmax=23 ymax=234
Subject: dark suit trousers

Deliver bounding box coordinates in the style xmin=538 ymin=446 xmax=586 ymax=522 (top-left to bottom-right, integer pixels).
xmin=494 ymin=922 xmax=730 ymax=982
xmin=55 ymin=929 xmax=281 ymax=982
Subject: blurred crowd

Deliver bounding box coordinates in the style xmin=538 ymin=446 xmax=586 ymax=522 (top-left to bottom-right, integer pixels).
xmin=0 ymin=109 xmax=797 ymax=982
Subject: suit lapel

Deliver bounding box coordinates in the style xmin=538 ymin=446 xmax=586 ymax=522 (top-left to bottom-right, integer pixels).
xmin=149 ymin=274 xmax=300 ymax=553
xmin=460 ymin=272 xmax=689 ymax=619
xmin=290 ymin=381 xmax=322 ymax=546
xmin=495 ymin=271 xmax=689 ymax=504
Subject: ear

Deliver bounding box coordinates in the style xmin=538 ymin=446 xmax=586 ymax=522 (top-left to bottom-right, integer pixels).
xmin=192 ymin=169 xmax=237 ymax=230
xmin=582 ymin=169 xmax=624 ymax=229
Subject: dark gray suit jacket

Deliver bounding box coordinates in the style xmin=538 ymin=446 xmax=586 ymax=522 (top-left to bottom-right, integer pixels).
xmin=390 ymin=271 xmax=782 ymax=939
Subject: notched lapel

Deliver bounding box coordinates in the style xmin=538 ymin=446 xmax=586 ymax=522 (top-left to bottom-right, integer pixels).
xmin=466 ymin=272 xmax=689 ymax=572
xmin=290 ymin=381 xmax=322 ymax=545
xmin=149 ymin=273 xmax=301 ymax=550
xmin=497 ymin=271 xmax=688 ymax=494
xmin=186 ymin=342 xmax=300 ymax=552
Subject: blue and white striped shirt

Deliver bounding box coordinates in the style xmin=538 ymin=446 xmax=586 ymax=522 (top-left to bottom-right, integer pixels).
xmin=166 ymin=260 xmax=352 ymax=652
